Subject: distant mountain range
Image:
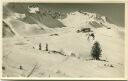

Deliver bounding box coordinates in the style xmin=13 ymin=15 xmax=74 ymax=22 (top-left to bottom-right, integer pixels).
xmin=3 ymin=4 xmax=122 ymax=37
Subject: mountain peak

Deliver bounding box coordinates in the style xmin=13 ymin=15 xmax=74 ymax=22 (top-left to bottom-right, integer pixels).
xmin=59 ymin=11 xmax=109 ymax=28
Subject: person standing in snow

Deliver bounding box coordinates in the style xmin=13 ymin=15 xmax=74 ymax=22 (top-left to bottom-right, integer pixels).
xmin=39 ymin=43 xmax=42 ymax=50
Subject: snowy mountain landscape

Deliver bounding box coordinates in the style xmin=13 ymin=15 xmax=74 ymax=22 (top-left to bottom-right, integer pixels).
xmin=2 ymin=3 xmax=125 ymax=78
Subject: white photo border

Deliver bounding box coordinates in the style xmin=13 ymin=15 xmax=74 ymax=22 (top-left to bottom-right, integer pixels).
xmin=0 ymin=0 xmax=128 ymax=80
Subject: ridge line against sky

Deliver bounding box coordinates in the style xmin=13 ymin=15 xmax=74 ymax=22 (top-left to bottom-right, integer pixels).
xmin=4 ymin=3 xmax=125 ymax=27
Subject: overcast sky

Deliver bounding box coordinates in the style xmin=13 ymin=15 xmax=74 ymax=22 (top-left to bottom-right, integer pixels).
xmin=5 ymin=3 xmax=125 ymax=27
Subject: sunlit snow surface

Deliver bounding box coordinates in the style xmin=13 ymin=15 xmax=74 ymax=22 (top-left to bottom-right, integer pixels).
xmin=3 ymin=11 xmax=124 ymax=78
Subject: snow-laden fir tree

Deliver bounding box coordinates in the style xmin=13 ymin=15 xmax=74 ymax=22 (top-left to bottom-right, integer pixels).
xmin=91 ymin=41 xmax=102 ymax=60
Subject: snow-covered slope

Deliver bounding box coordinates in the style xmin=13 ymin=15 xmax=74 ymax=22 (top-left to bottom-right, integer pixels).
xmin=22 ymin=13 xmax=66 ymax=28
xmin=2 ymin=10 xmax=124 ymax=78
xmin=3 ymin=5 xmax=66 ymax=37
xmin=3 ymin=21 xmax=15 ymax=37
xmin=58 ymin=11 xmax=121 ymax=30
xmin=3 ymin=17 xmax=46 ymax=37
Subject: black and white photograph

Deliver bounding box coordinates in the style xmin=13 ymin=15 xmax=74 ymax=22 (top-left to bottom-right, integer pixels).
xmin=1 ymin=1 xmax=127 ymax=79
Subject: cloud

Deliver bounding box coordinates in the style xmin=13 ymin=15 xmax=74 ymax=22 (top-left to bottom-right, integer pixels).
xmin=28 ymin=7 xmax=39 ymax=13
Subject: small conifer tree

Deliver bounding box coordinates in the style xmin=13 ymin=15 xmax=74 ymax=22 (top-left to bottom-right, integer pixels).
xmin=91 ymin=41 xmax=102 ymax=60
